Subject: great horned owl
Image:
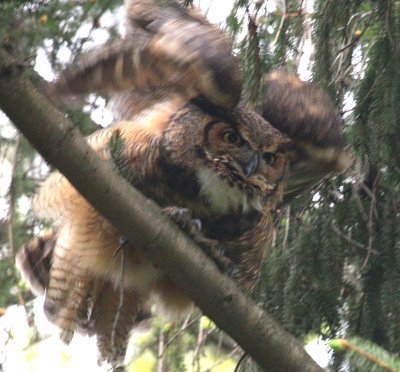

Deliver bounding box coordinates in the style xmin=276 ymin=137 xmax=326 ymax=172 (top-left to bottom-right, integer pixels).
xmin=16 ymin=0 xmax=349 ymax=365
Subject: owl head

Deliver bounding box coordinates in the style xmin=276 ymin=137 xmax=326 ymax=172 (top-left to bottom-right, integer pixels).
xmin=161 ymin=105 xmax=290 ymax=216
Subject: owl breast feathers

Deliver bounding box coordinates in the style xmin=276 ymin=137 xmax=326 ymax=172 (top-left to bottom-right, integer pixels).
xmin=16 ymin=0 xmax=349 ymax=365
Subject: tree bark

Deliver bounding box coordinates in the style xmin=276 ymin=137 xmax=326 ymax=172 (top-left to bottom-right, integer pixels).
xmin=0 ymin=48 xmax=324 ymax=372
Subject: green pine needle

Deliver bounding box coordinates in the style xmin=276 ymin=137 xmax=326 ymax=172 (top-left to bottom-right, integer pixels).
xmin=107 ymin=130 xmax=136 ymax=185
xmin=328 ymin=339 xmax=346 ymax=353
xmin=329 ymin=337 xmax=400 ymax=372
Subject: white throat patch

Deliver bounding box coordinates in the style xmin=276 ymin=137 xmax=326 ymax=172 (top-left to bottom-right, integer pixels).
xmin=196 ymin=167 xmax=262 ymax=215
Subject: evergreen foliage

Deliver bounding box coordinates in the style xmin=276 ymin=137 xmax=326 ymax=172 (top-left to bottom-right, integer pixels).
xmin=108 ymin=130 xmax=137 ymax=185
xmin=329 ymin=337 xmax=400 ymax=372
xmin=231 ymin=0 xmax=400 ymax=369
xmin=254 ymin=0 xmax=400 ymax=369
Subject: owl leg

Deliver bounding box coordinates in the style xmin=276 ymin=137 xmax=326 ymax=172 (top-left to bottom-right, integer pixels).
xmin=55 ymin=274 xmax=93 ymax=343
xmin=44 ymin=242 xmax=93 ymax=343
xmin=44 ymin=213 xmax=118 ymax=344
xmin=88 ymin=281 xmax=144 ymax=365
xmin=163 ymin=206 xmax=234 ymax=273
xmin=152 ymin=278 xmax=193 ymax=318
xmin=163 ymin=206 xmax=202 ymax=235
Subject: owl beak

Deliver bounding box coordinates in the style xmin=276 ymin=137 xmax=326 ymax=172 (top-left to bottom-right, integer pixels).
xmin=242 ymin=152 xmax=260 ymax=177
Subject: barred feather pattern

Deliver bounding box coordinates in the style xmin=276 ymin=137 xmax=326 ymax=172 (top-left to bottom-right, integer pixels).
xmin=52 ymin=0 xmax=241 ymax=110
xmin=16 ymin=229 xmax=55 ymax=296
xmin=261 ymin=71 xmax=351 ymax=202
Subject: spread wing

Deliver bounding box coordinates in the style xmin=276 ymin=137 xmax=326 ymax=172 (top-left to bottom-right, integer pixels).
xmin=261 ymin=71 xmax=350 ymax=203
xmin=50 ymin=0 xmax=241 ymax=111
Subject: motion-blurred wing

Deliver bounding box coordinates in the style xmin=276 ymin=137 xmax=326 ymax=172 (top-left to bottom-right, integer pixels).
xmin=16 ymin=229 xmax=55 ymax=296
xmin=50 ymin=0 xmax=241 ymax=111
xmin=261 ymin=71 xmax=350 ymax=202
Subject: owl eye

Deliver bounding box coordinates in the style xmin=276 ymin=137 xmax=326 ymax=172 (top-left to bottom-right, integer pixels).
xmin=222 ymin=130 xmax=243 ymax=146
xmin=263 ymin=152 xmax=277 ymax=166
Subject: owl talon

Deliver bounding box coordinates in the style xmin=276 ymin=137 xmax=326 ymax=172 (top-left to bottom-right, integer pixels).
xmin=201 ymin=242 xmax=237 ymax=276
xmin=227 ymin=264 xmax=239 ymax=279
xmin=195 ymin=239 xmax=234 ymax=274
xmin=118 ymin=235 xmax=129 ymax=247
xmin=114 ymin=235 xmax=130 ymax=257
xmin=163 ymin=207 xmax=202 ymax=235
xmin=218 ymin=243 xmax=226 ymax=257
xmin=210 ymin=242 xmax=231 ymax=271
xmin=192 ymin=219 xmax=202 ymax=232
xmin=164 ymin=207 xmax=234 ymax=273
xmin=215 ymin=254 xmax=235 ymax=275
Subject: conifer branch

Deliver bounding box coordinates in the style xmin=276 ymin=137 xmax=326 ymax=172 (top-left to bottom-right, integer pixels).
xmin=330 ymin=338 xmax=400 ymax=372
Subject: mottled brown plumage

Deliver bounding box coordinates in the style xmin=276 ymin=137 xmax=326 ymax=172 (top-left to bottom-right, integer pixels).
xmin=261 ymin=71 xmax=350 ymax=202
xmin=16 ymin=0 xmax=349 ymax=365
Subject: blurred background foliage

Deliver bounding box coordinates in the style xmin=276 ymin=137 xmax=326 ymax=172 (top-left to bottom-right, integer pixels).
xmin=1 ymin=0 xmax=400 ymax=371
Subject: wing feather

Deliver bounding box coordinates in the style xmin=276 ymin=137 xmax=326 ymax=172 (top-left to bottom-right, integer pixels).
xmin=261 ymin=71 xmax=350 ymax=202
xmin=49 ymin=0 xmax=241 ymax=110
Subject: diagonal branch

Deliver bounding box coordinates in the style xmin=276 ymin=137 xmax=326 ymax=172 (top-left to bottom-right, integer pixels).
xmin=0 ymin=48 xmax=323 ymax=372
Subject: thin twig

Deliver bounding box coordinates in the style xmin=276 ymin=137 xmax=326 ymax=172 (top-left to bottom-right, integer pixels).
xmin=332 ymin=223 xmax=374 ymax=253
xmin=7 ymin=134 xmax=20 ymax=258
xmin=192 ymin=316 xmax=205 ymax=371
xmin=355 ymin=66 xmax=387 ymax=110
xmin=271 ymin=11 xmax=311 ymax=17
xmin=7 ymin=135 xmax=25 ymax=306
xmin=111 ymin=243 xmax=125 ymax=349
xmin=159 ymin=311 xmax=201 ymax=357
xmin=192 ymin=319 xmax=217 ymax=370
xmin=206 ymin=345 xmax=241 ymax=371
xmin=299 ymin=0 xmax=305 ymax=15
xmin=351 ymin=185 xmax=369 ymax=224
xmin=157 ymin=327 xmax=165 ymax=372
xmin=338 ymin=11 xmax=373 ymax=53
xmin=360 ymin=182 xmax=378 ymax=219
xmin=234 ymin=352 xmax=248 ymax=372
xmin=282 ymin=206 xmax=290 ymax=250
xmin=271 ymin=10 xmax=287 ymax=47
xmin=192 ymin=320 xmax=217 ymax=370
xmin=73 ymin=0 xmax=114 ymax=57
xmin=385 ymin=0 xmax=395 ymax=48
xmin=360 ymin=178 xmax=378 ymax=271
xmin=294 ymin=0 xmax=311 ymax=69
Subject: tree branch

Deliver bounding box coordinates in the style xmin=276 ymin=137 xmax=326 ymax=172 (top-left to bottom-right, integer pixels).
xmin=0 ymin=48 xmax=323 ymax=372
